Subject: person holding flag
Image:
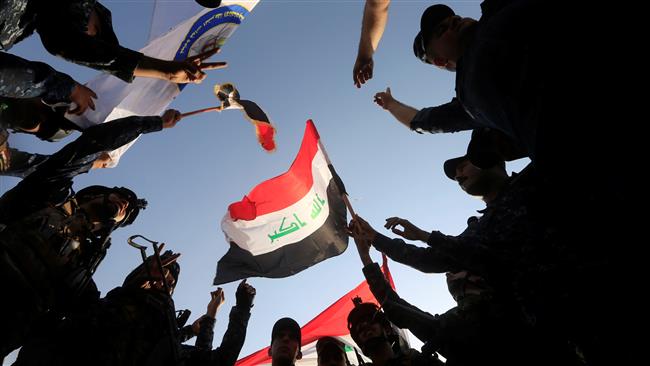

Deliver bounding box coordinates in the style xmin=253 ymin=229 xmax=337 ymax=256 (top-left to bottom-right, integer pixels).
xmin=346 ymin=298 xmax=442 ymax=366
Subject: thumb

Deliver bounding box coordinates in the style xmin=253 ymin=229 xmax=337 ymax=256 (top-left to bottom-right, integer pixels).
xmin=386 ymin=87 xmax=391 ymax=94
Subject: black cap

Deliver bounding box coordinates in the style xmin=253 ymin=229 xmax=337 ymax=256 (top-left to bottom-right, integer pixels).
xmin=413 ymin=4 xmax=455 ymax=62
xmin=316 ymin=336 xmax=346 ymax=354
xmin=347 ymin=298 xmax=391 ymax=348
xmin=271 ymin=317 xmax=301 ymax=345
xmin=443 ymin=129 xmax=507 ymax=180
xmin=196 ymin=0 xmax=222 ymax=8
xmin=75 ymin=185 xmax=147 ymax=227
xmin=443 ymin=156 xmax=470 ymax=180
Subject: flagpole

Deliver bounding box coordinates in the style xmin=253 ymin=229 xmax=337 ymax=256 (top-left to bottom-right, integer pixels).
xmin=316 ymin=133 xmax=356 ymax=218
xmin=342 ymin=194 xmax=356 ymax=217
xmin=181 ymin=106 xmax=223 ymax=118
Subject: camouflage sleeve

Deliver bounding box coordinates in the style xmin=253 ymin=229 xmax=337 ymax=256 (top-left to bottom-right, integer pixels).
xmin=363 ymin=263 xmax=441 ymax=344
xmin=1 ymin=147 xmax=49 ymax=178
xmin=410 ymin=98 xmax=478 ymax=134
xmin=195 ymin=316 xmax=216 ymax=350
xmin=179 ymin=325 xmax=197 ymax=344
xmin=23 ymin=114 xmax=162 ymax=184
xmin=0 ymin=115 xmax=162 ymax=222
xmin=372 ymin=233 xmax=460 ymax=273
xmin=427 ymin=231 xmax=506 ymax=280
xmin=0 ymin=52 xmax=76 ymax=103
xmin=206 ymin=306 xmax=251 ymax=366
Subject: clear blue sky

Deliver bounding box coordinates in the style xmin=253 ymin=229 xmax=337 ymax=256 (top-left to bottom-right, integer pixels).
xmin=2 ymin=0 xmax=528 ymax=362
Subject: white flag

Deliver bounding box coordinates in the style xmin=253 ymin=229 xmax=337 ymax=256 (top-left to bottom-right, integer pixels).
xmin=68 ymin=0 xmax=260 ymax=167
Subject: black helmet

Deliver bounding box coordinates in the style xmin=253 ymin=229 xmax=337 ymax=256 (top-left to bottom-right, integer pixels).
xmin=75 ymin=185 xmax=147 ymax=227
xmin=196 ymin=0 xmax=222 ymax=8
xmin=347 ymin=298 xmax=390 ymax=347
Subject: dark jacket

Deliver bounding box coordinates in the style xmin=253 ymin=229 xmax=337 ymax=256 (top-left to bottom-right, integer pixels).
xmin=36 ymin=0 xmax=143 ymax=82
xmin=410 ymin=0 xmax=557 ymax=163
xmin=184 ymin=306 xmax=252 ymax=366
xmin=0 ymin=114 xmax=162 ymax=224
xmin=371 ymin=166 xmax=539 ymax=284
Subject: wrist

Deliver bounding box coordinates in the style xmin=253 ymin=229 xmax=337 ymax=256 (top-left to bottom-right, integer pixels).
xmin=134 ymin=57 xmax=168 ymax=80
xmin=418 ymin=230 xmax=430 ymax=242
xmin=236 ymin=302 xmax=253 ymax=310
xmin=361 ymin=253 xmax=372 ymax=266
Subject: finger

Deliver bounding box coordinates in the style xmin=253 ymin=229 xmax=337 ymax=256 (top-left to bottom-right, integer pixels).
xmin=68 ymin=104 xmax=81 ymax=115
xmin=200 ymin=62 xmax=228 ymax=70
xmin=386 ymin=223 xmax=399 ymax=231
xmin=89 ymin=97 xmax=96 ymax=111
xmin=89 ymin=88 xmax=98 ymax=99
xmin=354 ymin=72 xmax=362 ymax=88
xmin=191 ymin=71 xmax=207 ymax=84
xmin=192 ymin=47 xmax=220 ymax=61
xmin=384 ymin=217 xmax=398 ymax=227
xmin=392 ymin=228 xmax=405 ymax=236
xmin=162 ymin=253 xmax=181 ymax=266
xmin=183 ymin=62 xmax=202 ymax=77
xmin=386 ymin=87 xmax=391 ymax=94
xmin=158 ymin=243 xmax=166 ymax=252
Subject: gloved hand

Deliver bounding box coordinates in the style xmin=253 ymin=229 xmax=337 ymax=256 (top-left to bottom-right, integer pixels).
xmin=235 ymin=279 xmax=256 ymax=309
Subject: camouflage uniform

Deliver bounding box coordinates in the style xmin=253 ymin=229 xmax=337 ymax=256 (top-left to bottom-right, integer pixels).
xmin=0 ymin=115 xmax=162 ymax=358
xmin=15 ymin=286 xmax=252 ymax=366
xmin=371 ymin=165 xmax=591 ymax=364
xmin=0 ymin=0 xmax=39 ymax=50
xmin=0 ymin=52 xmax=76 ymax=103
xmin=1 ymin=0 xmax=143 ymax=83
xmin=363 ymin=262 xmax=581 ymax=366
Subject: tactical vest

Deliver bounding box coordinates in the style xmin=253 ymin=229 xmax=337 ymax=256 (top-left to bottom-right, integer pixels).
xmin=0 ymin=204 xmax=98 ymax=310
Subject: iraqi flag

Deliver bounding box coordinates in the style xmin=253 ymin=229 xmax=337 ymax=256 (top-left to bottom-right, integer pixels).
xmin=214 ymin=120 xmax=348 ymax=285
xmin=235 ymin=256 xmax=396 ymax=366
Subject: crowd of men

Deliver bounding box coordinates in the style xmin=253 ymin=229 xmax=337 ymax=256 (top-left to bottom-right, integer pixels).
xmin=2 ymin=0 xmax=632 ymax=365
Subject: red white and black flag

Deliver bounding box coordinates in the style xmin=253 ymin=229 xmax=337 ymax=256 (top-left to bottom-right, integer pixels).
xmin=235 ymin=256 xmax=396 ymax=366
xmin=214 ymin=120 xmax=348 ymax=285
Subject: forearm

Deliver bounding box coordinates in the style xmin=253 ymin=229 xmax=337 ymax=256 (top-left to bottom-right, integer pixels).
xmin=195 ymin=316 xmax=216 ymax=350
xmin=133 ymin=56 xmax=171 ymax=81
xmin=387 ymin=100 xmax=418 ymax=128
xmin=74 ymin=115 xmax=162 ymax=157
xmin=410 ymin=99 xmax=477 ymax=134
xmin=372 ymin=233 xmax=457 ymax=273
xmin=208 ymin=306 xmax=251 ymax=366
xmin=358 ymin=0 xmax=390 ymax=57
xmin=426 ymin=232 xmax=502 ymax=279
xmin=363 ymin=263 xmax=439 ymax=343
xmin=0 ymin=52 xmax=75 ymax=103
xmin=1 ymin=148 xmax=49 ymax=178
